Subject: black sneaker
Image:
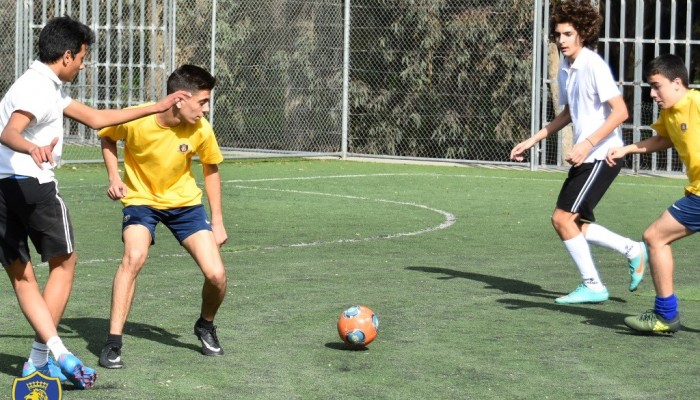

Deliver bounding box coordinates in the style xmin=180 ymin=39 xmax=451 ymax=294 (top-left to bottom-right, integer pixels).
xmin=98 ymin=345 xmax=124 ymax=369
xmin=194 ymin=323 xmax=224 ymax=356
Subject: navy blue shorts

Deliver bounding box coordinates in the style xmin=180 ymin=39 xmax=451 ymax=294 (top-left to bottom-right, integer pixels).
xmin=122 ymin=205 xmax=212 ymax=244
xmin=668 ymin=194 xmax=700 ymax=232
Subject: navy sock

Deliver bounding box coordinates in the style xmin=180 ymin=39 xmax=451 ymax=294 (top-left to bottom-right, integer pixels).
xmin=654 ymin=294 xmax=678 ymax=321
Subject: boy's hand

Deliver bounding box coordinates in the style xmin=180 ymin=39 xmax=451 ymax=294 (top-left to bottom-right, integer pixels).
xmin=564 ymin=140 xmax=593 ymax=167
xmin=106 ymin=179 xmax=128 ymax=200
xmin=29 ymin=136 xmax=59 ymax=169
xmin=212 ymin=223 xmax=228 ymax=248
xmin=606 ymin=147 xmax=626 ymax=167
xmin=510 ymin=138 xmax=536 ymax=162
xmin=154 ymin=90 xmax=192 ymax=113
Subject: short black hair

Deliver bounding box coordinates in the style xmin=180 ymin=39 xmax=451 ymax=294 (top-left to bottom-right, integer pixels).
xmin=38 ymin=16 xmax=95 ymax=63
xmin=166 ymin=65 xmax=216 ymax=94
xmin=645 ymin=54 xmax=689 ymax=88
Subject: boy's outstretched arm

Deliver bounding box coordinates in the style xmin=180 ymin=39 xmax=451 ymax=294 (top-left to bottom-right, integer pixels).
xmin=606 ymin=135 xmax=673 ymax=166
xmin=510 ymin=105 xmax=572 ymax=161
xmin=63 ymin=90 xmax=191 ymax=130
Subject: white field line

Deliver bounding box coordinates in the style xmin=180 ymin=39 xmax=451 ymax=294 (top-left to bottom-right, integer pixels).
xmin=222 ymin=172 xmax=682 ymax=189
xmin=64 ymin=174 xmax=457 ymax=265
xmin=62 ymin=171 xmax=679 ymax=266
xmin=231 ymin=185 xmax=456 ymax=250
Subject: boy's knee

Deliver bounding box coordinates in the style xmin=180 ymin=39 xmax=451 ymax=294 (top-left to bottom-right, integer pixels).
xmin=205 ymin=269 xmax=227 ymax=289
xmin=642 ymin=228 xmax=655 ymax=246
xmin=121 ymin=250 xmax=148 ymax=271
xmin=550 ymin=213 xmax=568 ymax=232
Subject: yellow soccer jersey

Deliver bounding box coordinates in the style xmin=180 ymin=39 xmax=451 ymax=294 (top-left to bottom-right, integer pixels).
xmin=98 ymin=105 xmax=223 ymax=208
xmin=651 ymin=89 xmax=700 ymax=195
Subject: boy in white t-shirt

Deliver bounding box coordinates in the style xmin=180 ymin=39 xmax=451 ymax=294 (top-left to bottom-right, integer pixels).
xmin=509 ymin=0 xmax=645 ymax=304
xmin=0 ymin=15 xmax=189 ymax=389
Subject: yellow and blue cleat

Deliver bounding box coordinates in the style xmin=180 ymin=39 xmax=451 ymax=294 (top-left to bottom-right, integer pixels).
xmin=624 ymin=309 xmax=680 ymax=333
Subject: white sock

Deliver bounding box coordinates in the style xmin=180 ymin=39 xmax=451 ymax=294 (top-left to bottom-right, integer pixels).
xmin=563 ymin=234 xmax=605 ymax=290
xmin=585 ymin=223 xmax=639 ymax=258
xmin=29 ymin=341 xmax=49 ymax=367
xmin=46 ymin=336 xmax=72 ymax=360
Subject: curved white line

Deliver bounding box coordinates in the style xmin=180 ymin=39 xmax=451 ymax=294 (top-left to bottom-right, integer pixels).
xmin=232 ymin=185 xmax=456 ymax=251
xmin=67 ymin=180 xmax=456 ymax=265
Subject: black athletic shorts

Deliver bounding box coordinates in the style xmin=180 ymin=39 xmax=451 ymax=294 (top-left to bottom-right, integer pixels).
xmin=556 ymin=160 xmax=622 ymax=222
xmin=0 ymin=177 xmax=74 ymax=266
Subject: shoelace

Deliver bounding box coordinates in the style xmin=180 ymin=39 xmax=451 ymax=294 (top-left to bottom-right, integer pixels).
xmin=638 ymin=310 xmax=656 ymax=321
xmin=208 ymin=326 xmax=219 ymax=341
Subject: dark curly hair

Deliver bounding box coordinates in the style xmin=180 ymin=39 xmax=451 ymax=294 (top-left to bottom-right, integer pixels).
xmin=549 ymin=0 xmax=603 ymax=49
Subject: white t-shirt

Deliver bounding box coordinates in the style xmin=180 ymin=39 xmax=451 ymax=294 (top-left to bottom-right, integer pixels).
xmin=558 ymin=47 xmax=624 ymax=162
xmin=0 ymin=60 xmax=72 ymax=183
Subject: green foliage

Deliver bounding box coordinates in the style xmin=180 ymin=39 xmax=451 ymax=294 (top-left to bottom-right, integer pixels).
xmin=208 ymin=0 xmax=344 ymax=151
xmin=350 ymin=1 xmax=534 ymax=160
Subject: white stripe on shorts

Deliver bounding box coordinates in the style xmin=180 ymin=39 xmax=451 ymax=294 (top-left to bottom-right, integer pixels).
xmin=54 ymin=184 xmax=73 ymax=254
xmin=571 ymin=160 xmax=603 ymax=213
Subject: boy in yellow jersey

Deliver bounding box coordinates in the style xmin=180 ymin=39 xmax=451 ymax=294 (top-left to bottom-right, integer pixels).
xmin=607 ymin=54 xmax=698 ymax=333
xmin=97 ymin=65 xmax=228 ymax=368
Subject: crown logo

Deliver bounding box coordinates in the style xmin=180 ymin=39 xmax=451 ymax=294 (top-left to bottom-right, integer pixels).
xmin=26 ymin=381 xmax=48 ymax=391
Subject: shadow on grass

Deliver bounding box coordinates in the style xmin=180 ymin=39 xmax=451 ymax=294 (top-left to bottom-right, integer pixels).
xmin=0 ymin=318 xmax=199 ymax=380
xmin=0 ymin=353 xmax=28 ymax=378
xmin=324 ymin=342 xmax=370 ymax=351
xmin=406 ymin=265 xmax=627 ymax=303
xmin=407 ymin=265 xmax=700 ymax=334
xmin=406 ymin=266 xmax=565 ymax=300
xmin=59 ymin=317 xmax=200 ymax=357
xmin=497 ymin=298 xmax=629 ymax=330
xmin=498 ymin=298 xmax=700 ymax=334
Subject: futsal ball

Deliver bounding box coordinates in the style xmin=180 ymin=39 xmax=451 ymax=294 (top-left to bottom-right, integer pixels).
xmin=337 ymin=305 xmax=379 ymax=348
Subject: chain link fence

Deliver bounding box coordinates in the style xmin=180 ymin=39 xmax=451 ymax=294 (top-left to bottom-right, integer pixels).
xmin=1 ymin=1 xmax=698 ymax=171
xmin=1 ymin=0 xmax=532 ymax=164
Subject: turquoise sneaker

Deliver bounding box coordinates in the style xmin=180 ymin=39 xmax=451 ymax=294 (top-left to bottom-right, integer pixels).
xmin=628 ymin=241 xmax=647 ymax=292
xmin=555 ymin=283 xmax=609 ymax=304
xmin=624 ymin=309 xmax=680 ymax=333
xmin=22 ymin=358 xmax=67 ymax=382
xmin=57 ymin=354 xmax=97 ymax=389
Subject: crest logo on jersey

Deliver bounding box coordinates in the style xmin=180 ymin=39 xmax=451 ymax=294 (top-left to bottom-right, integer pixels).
xmin=681 ymin=122 xmax=687 ymax=132
xmin=12 ymin=371 xmax=62 ymax=400
xmin=178 ymin=143 xmax=189 ymax=153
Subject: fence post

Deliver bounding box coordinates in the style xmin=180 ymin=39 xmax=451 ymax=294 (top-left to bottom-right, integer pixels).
xmin=209 ymin=0 xmax=217 ymax=125
xmin=341 ymin=0 xmax=350 ymax=159
xmin=530 ymin=0 xmax=543 ymax=171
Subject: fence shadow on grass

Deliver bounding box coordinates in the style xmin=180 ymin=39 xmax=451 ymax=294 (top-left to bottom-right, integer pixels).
xmin=59 ymin=317 xmax=201 ymax=357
